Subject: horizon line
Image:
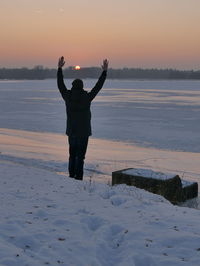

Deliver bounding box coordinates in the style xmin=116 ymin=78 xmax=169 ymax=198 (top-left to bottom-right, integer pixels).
xmin=0 ymin=66 xmax=200 ymax=72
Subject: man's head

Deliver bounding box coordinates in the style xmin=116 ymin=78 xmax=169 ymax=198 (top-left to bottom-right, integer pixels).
xmin=72 ymin=79 xmax=83 ymax=90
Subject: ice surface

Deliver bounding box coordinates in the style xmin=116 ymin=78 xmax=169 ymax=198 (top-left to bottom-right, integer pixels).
xmin=1 ymin=79 xmax=200 ymax=152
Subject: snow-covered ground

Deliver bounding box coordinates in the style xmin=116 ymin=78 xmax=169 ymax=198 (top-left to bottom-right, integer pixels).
xmin=1 ymin=157 xmax=200 ymax=266
xmin=0 ymin=128 xmax=200 ymax=265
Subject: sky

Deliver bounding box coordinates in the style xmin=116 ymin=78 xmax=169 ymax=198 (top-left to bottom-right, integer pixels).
xmin=0 ymin=0 xmax=200 ymax=69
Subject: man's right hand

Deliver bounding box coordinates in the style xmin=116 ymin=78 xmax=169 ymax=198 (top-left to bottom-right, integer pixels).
xmin=58 ymin=56 xmax=65 ymax=68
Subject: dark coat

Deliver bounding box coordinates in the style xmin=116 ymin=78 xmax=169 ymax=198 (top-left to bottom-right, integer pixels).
xmin=57 ymin=68 xmax=107 ymax=137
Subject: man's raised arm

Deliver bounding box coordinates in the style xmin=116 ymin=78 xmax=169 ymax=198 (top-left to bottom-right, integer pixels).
xmin=89 ymin=59 xmax=108 ymax=101
xmin=57 ymin=56 xmax=69 ymax=100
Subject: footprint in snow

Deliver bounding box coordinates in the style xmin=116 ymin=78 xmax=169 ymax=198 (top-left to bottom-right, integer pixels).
xmin=110 ymin=196 xmax=128 ymax=206
xmin=81 ymin=216 xmax=105 ymax=231
xmin=102 ymin=224 xmax=128 ymax=249
xmin=99 ymin=189 xmax=116 ymax=199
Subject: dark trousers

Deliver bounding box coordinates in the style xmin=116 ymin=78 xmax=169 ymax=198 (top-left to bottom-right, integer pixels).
xmin=68 ymin=136 xmax=89 ymax=180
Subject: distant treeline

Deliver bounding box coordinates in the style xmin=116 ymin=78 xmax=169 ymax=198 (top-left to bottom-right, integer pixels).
xmin=0 ymin=65 xmax=200 ymax=80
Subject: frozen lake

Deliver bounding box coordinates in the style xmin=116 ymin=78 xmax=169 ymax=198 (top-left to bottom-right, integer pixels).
xmin=0 ymin=78 xmax=200 ymax=152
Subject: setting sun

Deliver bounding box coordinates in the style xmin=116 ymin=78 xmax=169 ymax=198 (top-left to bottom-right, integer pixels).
xmin=75 ymin=65 xmax=81 ymax=70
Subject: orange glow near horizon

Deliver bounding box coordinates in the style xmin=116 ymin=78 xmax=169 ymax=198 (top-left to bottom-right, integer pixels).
xmin=0 ymin=0 xmax=200 ymax=69
xmin=75 ymin=66 xmax=81 ymax=70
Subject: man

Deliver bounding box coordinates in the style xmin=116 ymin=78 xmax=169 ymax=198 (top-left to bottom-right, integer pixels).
xmin=57 ymin=56 xmax=108 ymax=180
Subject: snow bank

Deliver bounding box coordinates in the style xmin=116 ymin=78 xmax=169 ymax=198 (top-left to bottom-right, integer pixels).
xmin=0 ymin=161 xmax=200 ymax=266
